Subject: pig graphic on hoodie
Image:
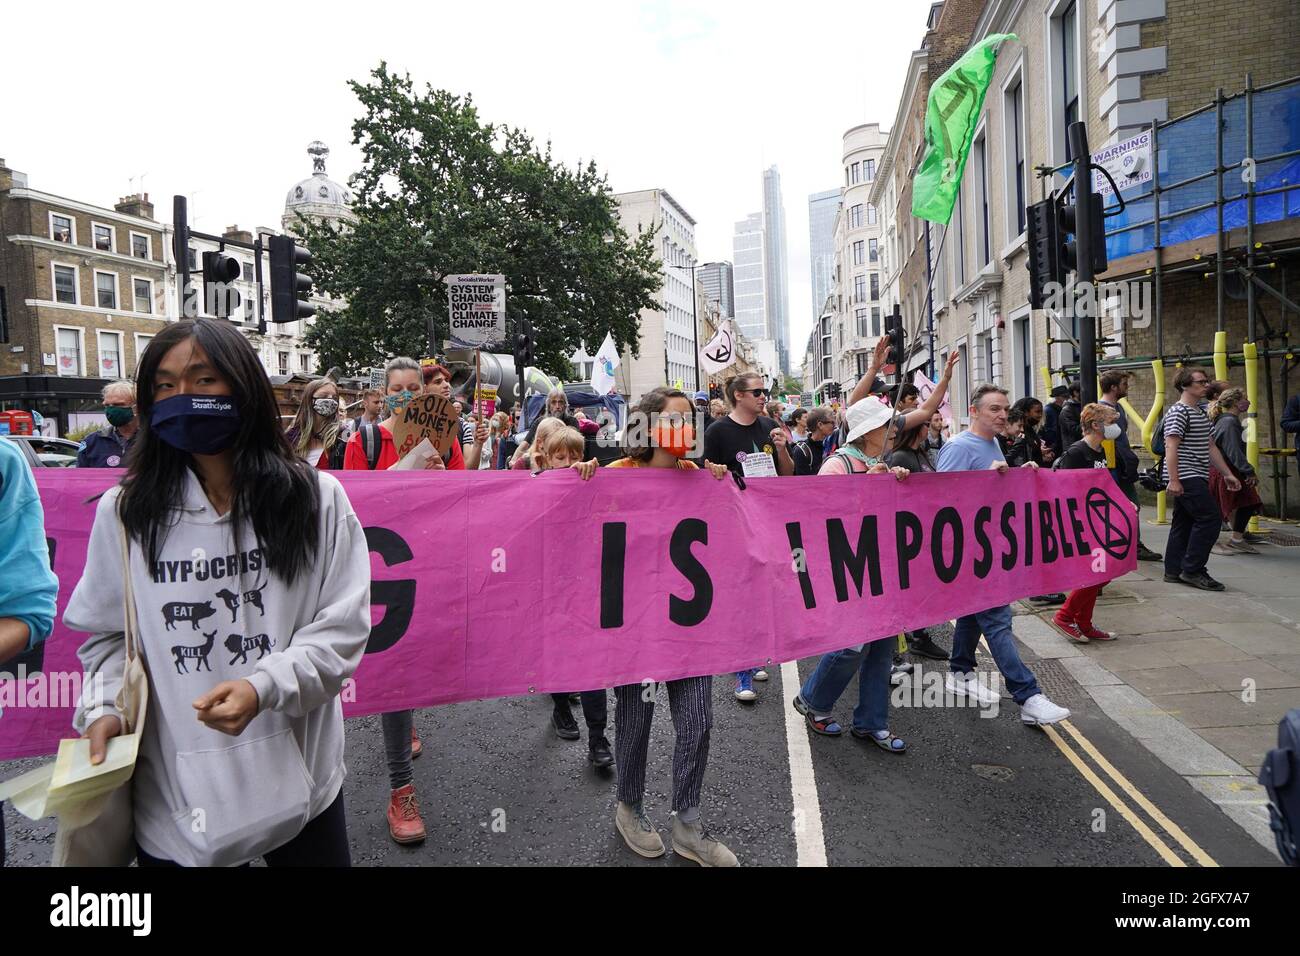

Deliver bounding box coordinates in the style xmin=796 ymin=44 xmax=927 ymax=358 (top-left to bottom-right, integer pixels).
xmin=64 ymin=468 xmax=371 ymax=867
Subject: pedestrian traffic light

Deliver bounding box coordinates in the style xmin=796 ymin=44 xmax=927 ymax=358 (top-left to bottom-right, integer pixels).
xmin=268 ymin=234 xmax=315 ymax=324
xmin=201 ymin=250 xmax=241 ymax=319
xmin=885 ymin=306 xmax=905 ymax=367
xmin=709 ymin=383 xmax=723 ymax=400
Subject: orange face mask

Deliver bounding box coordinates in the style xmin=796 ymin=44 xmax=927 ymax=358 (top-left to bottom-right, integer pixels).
xmin=655 ymin=422 xmax=695 ymax=459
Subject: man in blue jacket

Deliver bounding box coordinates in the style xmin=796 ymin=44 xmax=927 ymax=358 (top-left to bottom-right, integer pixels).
xmin=76 ymin=380 xmax=138 ymax=468
xmin=0 ymin=437 xmax=60 ymax=866
xmin=1099 ymin=371 xmax=1162 ymax=562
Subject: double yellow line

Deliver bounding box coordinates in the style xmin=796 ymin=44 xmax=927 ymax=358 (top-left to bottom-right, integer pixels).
xmin=1043 ymin=720 xmax=1218 ymax=867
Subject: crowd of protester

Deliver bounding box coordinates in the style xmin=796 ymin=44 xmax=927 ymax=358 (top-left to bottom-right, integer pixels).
xmin=2 ymin=314 xmax=1286 ymax=869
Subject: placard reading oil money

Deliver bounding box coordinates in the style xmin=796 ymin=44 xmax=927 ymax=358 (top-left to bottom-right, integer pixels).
xmin=391 ymin=394 xmax=459 ymax=459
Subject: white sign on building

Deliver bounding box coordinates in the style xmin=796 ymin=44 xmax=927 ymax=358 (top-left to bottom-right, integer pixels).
xmin=1092 ymin=131 xmax=1153 ymax=198
xmin=445 ymin=274 xmax=506 ymax=348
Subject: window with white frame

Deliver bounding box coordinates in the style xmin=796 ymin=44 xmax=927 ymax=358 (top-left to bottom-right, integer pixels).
xmin=95 ymin=271 xmax=118 ymax=310
xmin=870 ymin=274 xmax=879 ymax=300
xmin=53 ymin=264 xmax=78 ymax=304
xmin=867 ymin=203 xmax=877 ymax=225
xmin=957 ymin=341 xmax=970 ymax=416
xmin=55 ymin=327 xmax=83 ymax=376
xmin=278 ymin=352 xmax=289 ymax=375
xmin=974 ymin=132 xmax=991 ymax=267
xmin=133 ymin=333 xmax=154 ymax=372
xmin=300 ymin=354 xmax=311 ymax=372
xmin=855 ymin=308 xmax=868 ymax=337
xmin=871 ymin=306 xmax=882 ymax=337
xmin=92 ymin=223 xmax=115 ymax=253
xmin=849 ymin=204 xmax=863 ymax=229
xmin=852 ymin=240 xmax=865 ymax=266
xmin=955 ymin=186 xmax=966 ymax=285
xmin=1058 ymin=0 xmax=1080 ymax=162
xmin=869 ymin=238 xmax=878 ymax=263
xmin=850 ymin=162 xmax=860 ymax=185
xmin=50 ymin=213 xmax=74 ymax=244
xmin=97 ymin=330 xmax=123 ymax=379
xmin=133 ymin=277 xmax=152 ymax=314
xmin=242 ymin=261 xmax=255 ymax=282
xmin=864 ymin=159 xmax=875 ymax=182
xmin=1013 ymin=312 xmax=1032 ymax=400
xmin=130 ymin=232 xmax=151 ymax=260
xmin=854 ymin=275 xmax=866 ymax=303
xmin=1004 ymin=75 xmax=1027 ymax=239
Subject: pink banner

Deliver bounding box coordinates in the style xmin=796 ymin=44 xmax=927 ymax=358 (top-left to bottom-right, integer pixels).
xmin=0 ymin=468 xmax=1136 ymax=760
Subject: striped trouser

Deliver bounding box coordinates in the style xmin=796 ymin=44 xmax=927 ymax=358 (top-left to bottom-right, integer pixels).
xmin=613 ymin=676 xmax=713 ymax=813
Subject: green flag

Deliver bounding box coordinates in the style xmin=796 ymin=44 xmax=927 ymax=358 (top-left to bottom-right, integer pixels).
xmin=911 ymin=33 xmax=1018 ymax=225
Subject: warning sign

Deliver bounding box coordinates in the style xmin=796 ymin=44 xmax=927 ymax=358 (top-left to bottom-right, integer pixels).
xmin=445 ymin=274 xmax=506 ymax=348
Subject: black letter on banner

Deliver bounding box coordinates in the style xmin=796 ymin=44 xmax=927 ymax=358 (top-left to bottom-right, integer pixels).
xmin=1053 ymin=499 xmax=1075 ymax=558
xmin=826 ymin=517 xmax=884 ymax=602
xmin=786 ymin=522 xmax=816 ymax=609
xmin=364 ymin=527 xmax=416 ymax=655
xmin=895 ymin=511 xmax=924 ymax=589
xmin=1000 ymin=501 xmax=1018 ymax=571
xmin=1024 ymin=501 xmax=1035 ymax=567
xmin=600 ymin=522 xmax=627 ymax=629
xmin=1066 ymin=497 xmax=1089 ymax=554
xmin=668 ymin=519 xmax=713 ymax=626
xmin=1038 ymin=501 xmax=1059 ymax=563
xmin=931 ymin=507 xmax=964 ymax=584
xmin=973 ymin=506 xmax=993 ymax=578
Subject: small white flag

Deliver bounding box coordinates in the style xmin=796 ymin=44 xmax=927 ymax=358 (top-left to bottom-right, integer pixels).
xmin=591 ymin=332 xmax=621 ymax=395
xmin=699 ymin=319 xmax=737 ymax=375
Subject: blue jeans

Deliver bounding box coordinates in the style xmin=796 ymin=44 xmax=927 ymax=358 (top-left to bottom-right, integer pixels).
xmin=950 ymin=605 xmax=1041 ymax=704
xmin=799 ymin=638 xmax=893 ymax=733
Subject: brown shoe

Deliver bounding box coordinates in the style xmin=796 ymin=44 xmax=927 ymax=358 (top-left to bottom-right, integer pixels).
xmin=411 ymin=726 xmax=423 ymax=759
xmin=387 ymin=784 xmax=427 ymax=844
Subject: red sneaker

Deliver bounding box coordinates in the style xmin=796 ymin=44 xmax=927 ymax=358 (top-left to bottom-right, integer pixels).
xmin=1081 ymin=625 xmax=1119 ymax=642
xmin=1051 ymin=615 xmax=1090 ymax=644
xmin=411 ymin=725 xmax=423 ymax=759
xmin=387 ymin=784 xmax=427 ymax=844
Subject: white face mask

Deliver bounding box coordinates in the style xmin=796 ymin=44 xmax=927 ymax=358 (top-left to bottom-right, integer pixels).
xmin=1103 ymin=423 xmax=1122 ymax=440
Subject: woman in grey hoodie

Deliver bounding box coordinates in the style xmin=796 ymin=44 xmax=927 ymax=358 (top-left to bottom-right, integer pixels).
xmin=64 ymin=319 xmax=371 ymax=867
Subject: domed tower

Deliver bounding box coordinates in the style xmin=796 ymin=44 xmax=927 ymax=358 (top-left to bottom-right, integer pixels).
xmin=282 ymin=141 xmax=355 ymax=235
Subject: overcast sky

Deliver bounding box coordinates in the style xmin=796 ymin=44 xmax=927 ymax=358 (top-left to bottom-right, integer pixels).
xmin=3 ymin=0 xmax=931 ymax=355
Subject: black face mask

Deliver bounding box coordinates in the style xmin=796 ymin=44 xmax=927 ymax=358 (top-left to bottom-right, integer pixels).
xmin=150 ymin=394 xmax=240 ymax=455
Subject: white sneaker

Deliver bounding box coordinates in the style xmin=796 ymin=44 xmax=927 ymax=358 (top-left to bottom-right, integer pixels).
xmin=753 ymin=669 xmax=770 ymax=682
xmin=1020 ymin=693 xmax=1070 ymax=726
xmin=945 ymin=670 xmax=1001 ymax=706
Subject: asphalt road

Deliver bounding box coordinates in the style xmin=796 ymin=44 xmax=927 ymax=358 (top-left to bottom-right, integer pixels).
xmin=1 ymin=621 xmax=1279 ymax=867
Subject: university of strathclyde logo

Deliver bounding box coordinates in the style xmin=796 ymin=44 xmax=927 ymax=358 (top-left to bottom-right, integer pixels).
xmin=1086 ymin=487 xmax=1133 ymax=561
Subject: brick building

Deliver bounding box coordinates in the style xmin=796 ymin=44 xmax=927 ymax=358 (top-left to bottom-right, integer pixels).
xmin=0 ymin=159 xmax=169 ymax=433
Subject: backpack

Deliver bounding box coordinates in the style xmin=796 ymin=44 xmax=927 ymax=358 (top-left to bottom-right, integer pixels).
xmin=1138 ymin=408 xmax=1173 ymax=491
xmin=359 ymin=422 xmax=384 ymax=471
xmin=1260 ymin=708 xmax=1300 ymax=866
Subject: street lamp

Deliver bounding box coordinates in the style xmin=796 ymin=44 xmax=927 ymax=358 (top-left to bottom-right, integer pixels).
xmin=664 ymin=253 xmax=700 ymax=393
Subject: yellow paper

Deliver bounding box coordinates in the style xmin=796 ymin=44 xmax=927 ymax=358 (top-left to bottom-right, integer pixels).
xmin=45 ymin=735 xmax=138 ymax=813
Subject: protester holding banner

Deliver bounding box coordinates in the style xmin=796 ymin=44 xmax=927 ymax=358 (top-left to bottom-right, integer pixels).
xmin=1051 ymin=403 xmax=1122 ymax=644
xmin=424 ymin=364 xmax=487 ymax=469
xmin=936 ymin=383 xmax=1071 ymax=727
xmin=999 ymin=408 xmax=1032 ymax=467
xmin=286 ymin=378 xmax=350 ymax=470
xmin=63 ymin=318 xmax=370 ymax=867
xmin=606 ymin=387 xmax=736 ymax=866
xmin=0 ymin=437 xmax=60 ymax=867
xmin=342 ymin=356 xmax=463 ymax=844
xmin=704 ymin=372 xmax=791 ymax=701
xmin=792 ymin=396 xmax=913 ymax=750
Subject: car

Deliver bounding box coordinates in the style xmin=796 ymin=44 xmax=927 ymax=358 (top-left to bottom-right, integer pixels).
xmin=3 ymin=434 xmax=81 ymax=468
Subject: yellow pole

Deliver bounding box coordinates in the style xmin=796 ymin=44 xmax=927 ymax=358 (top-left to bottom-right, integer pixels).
xmin=1213 ymin=330 xmax=1229 ymax=382
xmin=1143 ymin=359 xmax=1168 ymax=524
xmin=1243 ymin=341 xmax=1259 ymax=532
xmin=1040 ymin=365 xmax=1054 ymax=397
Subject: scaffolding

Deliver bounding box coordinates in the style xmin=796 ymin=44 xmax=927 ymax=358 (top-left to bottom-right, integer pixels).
xmin=1037 ymin=73 xmax=1300 ymax=520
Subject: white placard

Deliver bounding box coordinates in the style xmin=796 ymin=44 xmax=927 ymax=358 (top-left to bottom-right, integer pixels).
xmin=1092 ymin=131 xmax=1153 ymax=198
xmin=445 ymin=274 xmax=506 ymax=348
xmin=739 ymin=451 xmax=778 ymax=478
xmin=369 ymin=367 xmax=385 ymax=390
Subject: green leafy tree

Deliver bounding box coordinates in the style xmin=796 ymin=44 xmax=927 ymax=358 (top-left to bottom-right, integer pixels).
xmin=297 ymin=63 xmax=661 ymax=378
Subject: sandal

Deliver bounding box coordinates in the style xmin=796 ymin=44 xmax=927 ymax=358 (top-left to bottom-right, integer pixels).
xmin=792 ymin=695 xmax=843 ymax=737
xmin=852 ymin=728 xmax=907 ymax=753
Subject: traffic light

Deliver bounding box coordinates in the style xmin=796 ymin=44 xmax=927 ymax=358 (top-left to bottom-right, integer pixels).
xmin=885 ymin=306 xmax=905 ymax=367
xmin=268 ymin=234 xmax=315 ymax=324
xmin=1026 ymin=190 xmax=1108 ymax=308
xmin=1059 ymin=191 xmax=1108 ymax=278
xmin=709 ymin=383 xmax=723 ymax=401
xmin=1025 ymin=197 xmax=1062 ymax=309
xmin=201 ymin=250 xmax=241 ymax=319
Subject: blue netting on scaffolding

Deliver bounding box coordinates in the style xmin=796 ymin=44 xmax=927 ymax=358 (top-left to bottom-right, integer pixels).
xmin=1103 ymin=80 xmax=1300 ymax=261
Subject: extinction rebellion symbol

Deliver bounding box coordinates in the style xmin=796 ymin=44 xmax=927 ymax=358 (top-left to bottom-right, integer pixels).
xmin=1085 ymin=487 xmax=1134 ymax=561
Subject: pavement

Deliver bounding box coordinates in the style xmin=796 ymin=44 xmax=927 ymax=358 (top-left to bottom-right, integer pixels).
xmin=2 ymin=519 xmax=1294 ymax=868
xmin=1014 ymin=514 xmax=1300 ymax=854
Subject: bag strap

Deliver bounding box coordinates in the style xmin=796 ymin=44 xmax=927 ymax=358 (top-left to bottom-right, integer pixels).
xmin=361 ymin=422 xmax=382 ymax=470
xmin=117 ymin=525 xmax=142 ymax=730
